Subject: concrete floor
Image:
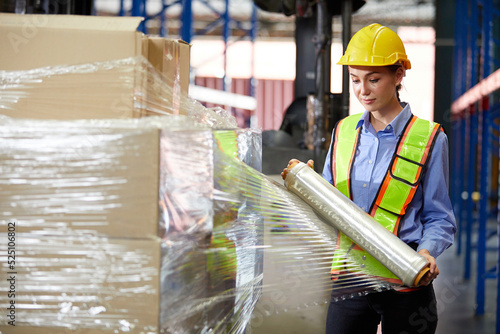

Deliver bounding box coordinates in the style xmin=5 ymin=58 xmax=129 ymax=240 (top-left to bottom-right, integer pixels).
xmin=432 ymin=234 xmax=497 ymax=334
xmin=249 ymin=176 xmax=498 ymax=333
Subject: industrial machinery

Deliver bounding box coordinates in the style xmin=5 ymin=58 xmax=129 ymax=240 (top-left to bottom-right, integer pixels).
xmin=256 ymin=0 xmax=365 ymax=174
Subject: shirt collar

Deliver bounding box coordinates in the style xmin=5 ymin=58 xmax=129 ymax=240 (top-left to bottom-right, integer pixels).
xmin=355 ymin=102 xmax=412 ymax=138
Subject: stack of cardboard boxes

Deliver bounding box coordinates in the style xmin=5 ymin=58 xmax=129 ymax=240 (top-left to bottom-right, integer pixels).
xmin=0 ymin=13 xmax=260 ymax=334
xmin=0 ymin=116 xmax=217 ymax=333
xmin=0 ymin=13 xmax=190 ymax=119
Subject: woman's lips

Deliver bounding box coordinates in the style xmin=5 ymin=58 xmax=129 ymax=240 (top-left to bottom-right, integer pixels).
xmin=362 ymin=99 xmax=375 ymax=104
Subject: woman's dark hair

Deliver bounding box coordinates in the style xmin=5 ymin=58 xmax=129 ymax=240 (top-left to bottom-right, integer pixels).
xmin=387 ymin=64 xmax=403 ymax=102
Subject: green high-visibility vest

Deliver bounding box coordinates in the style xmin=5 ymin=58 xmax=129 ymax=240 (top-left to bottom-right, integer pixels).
xmin=209 ymin=130 xmax=240 ymax=281
xmin=330 ymin=113 xmax=442 ymax=284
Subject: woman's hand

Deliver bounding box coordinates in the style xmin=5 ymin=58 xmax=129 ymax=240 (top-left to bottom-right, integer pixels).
xmin=280 ymin=159 xmax=314 ymax=180
xmin=417 ymin=249 xmax=439 ymax=286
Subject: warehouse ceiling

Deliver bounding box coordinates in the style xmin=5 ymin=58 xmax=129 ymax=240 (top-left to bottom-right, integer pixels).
xmin=256 ymin=0 xmax=435 ymax=39
xmin=95 ymin=0 xmax=435 ymax=39
xmin=340 ymin=0 xmax=434 ymax=26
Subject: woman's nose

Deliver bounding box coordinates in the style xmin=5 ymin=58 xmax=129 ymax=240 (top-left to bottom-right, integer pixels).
xmin=360 ymin=82 xmax=369 ymax=95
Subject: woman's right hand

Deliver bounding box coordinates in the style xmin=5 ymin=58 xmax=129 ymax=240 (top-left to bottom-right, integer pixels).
xmin=280 ymin=159 xmax=314 ymax=180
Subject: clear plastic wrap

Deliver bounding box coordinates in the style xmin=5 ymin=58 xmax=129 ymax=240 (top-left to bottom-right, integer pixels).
xmin=208 ymin=149 xmax=410 ymax=324
xmin=0 ymin=56 xmax=237 ymax=129
xmin=1 ymin=233 xmax=163 ymax=333
xmin=0 ymin=115 xmax=212 ymax=239
xmin=284 ymin=162 xmax=430 ymax=288
xmin=0 ymin=115 xmax=263 ymax=333
xmin=0 ymin=55 xmax=412 ymax=334
xmin=0 ymin=116 xmax=256 ymax=333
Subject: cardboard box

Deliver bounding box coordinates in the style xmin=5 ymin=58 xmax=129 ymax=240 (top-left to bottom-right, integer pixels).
xmin=148 ymin=37 xmax=191 ymax=116
xmin=0 ymin=14 xmax=147 ymax=71
xmin=0 ymin=120 xmax=231 ymax=333
xmin=0 ymin=120 xmax=160 ymax=238
xmin=0 ymin=13 xmax=190 ymax=119
xmin=0 ymin=117 xmax=215 ymax=239
xmin=148 ymin=37 xmax=191 ymax=97
xmin=0 ymin=231 xmax=216 ymax=334
xmin=0 ymin=234 xmax=162 ymax=333
xmin=0 ymin=120 xmax=262 ymax=239
xmin=0 ymin=122 xmax=264 ymax=239
xmin=0 ymin=124 xmax=264 ymax=333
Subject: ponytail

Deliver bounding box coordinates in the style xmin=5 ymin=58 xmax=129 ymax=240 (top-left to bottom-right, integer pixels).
xmin=388 ymin=64 xmax=404 ymax=102
xmin=396 ymin=84 xmax=402 ymax=102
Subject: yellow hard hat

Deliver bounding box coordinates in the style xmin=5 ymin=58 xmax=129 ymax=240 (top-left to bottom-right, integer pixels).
xmin=337 ymin=23 xmax=411 ymax=70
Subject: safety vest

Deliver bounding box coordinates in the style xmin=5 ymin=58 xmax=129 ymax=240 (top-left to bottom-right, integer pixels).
xmin=208 ymin=130 xmax=240 ymax=281
xmin=330 ymin=113 xmax=442 ymax=284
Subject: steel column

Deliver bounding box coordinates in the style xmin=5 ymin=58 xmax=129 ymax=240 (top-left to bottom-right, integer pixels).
xmin=131 ymin=0 xmax=146 ymax=32
xmin=462 ymin=0 xmax=480 ymax=281
xmin=222 ymin=0 xmax=230 ymax=92
xmin=476 ymin=98 xmax=490 ymax=315
xmin=181 ymin=0 xmax=193 ymax=43
xmin=340 ymin=0 xmax=351 ymax=120
xmin=249 ymin=3 xmax=257 ymax=98
xmin=475 ymin=0 xmax=493 ymax=315
xmin=119 ymin=0 xmax=125 ymax=16
xmin=453 ymin=0 xmax=467 ymax=256
xmin=453 ymin=115 xmax=465 ymax=255
xmin=498 ymin=196 xmax=500 ymax=333
xmin=465 ymin=107 xmax=477 ymax=281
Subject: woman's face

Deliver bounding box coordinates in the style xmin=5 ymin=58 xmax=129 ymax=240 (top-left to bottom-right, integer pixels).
xmin=348 ymin=65 xmax=402 ymax=114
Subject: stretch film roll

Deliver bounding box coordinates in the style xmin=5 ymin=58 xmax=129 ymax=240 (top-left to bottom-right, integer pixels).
xmin=284 ymin=162 xmax=429 ymax=287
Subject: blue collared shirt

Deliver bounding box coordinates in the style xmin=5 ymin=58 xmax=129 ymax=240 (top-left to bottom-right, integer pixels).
xmin=322 ymin=103 xmax=456 ymax=258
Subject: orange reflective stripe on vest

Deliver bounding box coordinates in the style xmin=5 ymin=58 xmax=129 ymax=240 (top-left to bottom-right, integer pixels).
xmin=369 ymin=116 xmax=442 ymax=235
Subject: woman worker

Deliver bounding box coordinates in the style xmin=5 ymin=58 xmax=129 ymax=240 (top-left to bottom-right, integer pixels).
xmin=282 ymin=23 xmax=456 ymax=334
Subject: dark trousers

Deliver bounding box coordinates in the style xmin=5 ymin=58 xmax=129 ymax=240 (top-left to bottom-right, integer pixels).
xmin=325 ymin=284 xmax=437 ymax=334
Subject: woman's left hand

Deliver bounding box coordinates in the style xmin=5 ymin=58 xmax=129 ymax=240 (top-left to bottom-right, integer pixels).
xmin=417 ymin=249 xmax=439 ymax=286
xmin=280 ymin=159 xmax=314 ymax=180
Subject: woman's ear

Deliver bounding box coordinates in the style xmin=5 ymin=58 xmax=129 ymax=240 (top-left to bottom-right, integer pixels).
xmin=396 ymin=66 xmax=405 ymax=84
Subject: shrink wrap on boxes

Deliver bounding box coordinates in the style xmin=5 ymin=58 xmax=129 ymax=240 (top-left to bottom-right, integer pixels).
xmin=0 ymin=13 xmax=190 ymax=119
xmin=0 ymin=115 xmax=263 ymax=333
xmin=0 ymin=14 xmax=420 ymax=334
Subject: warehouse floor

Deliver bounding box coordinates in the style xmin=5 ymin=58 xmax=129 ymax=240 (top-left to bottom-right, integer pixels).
xmin=250 ymin=177 xmax=498 ymax=333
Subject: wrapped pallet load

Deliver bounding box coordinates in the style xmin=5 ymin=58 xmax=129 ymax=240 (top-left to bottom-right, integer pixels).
xmin=0 ymin=13 xmax=263 ymax=334
xmin=0 ymin=12 xmax=428 ymax=334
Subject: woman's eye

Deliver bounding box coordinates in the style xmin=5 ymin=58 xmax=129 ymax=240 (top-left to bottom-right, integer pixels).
xmin=369 ymin=79 xmax=379 ymax=83
xmin=352 ymin=80 xmax=360 ymax=84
